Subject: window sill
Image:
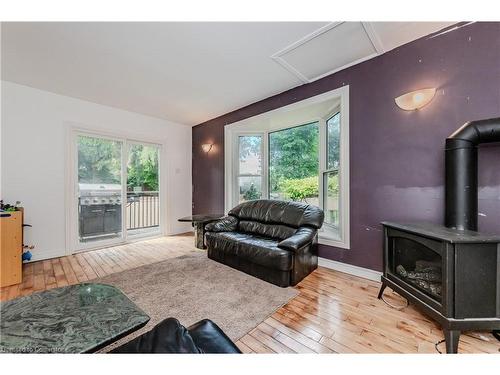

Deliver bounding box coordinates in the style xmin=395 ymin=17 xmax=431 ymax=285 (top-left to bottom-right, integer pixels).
xmin=319 ymin=234 xmax=350 ymax=250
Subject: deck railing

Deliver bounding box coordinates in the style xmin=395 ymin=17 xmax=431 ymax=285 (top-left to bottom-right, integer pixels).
xmin=126 ymin=191 xmax=159 ymax=231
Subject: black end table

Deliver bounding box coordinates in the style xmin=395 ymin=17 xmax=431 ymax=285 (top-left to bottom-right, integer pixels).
xmin=178 ymin=214 xmax=224 ymax=249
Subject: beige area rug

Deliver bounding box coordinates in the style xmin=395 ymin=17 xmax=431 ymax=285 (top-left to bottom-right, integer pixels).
xmin=94 ymin=253 xmax=298 ymax=351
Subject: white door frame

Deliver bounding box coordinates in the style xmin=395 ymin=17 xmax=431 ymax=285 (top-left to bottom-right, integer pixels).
xmin=65 ymin=124 xmax=164 ymax=254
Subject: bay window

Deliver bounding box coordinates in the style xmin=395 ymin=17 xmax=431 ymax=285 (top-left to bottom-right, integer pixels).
xmin=225 ymin=86 xmax=349 ymax=249
xmin=323 ymin=112 xmax=341 ymax=230
xmin=269 ymin=122 xmax=319 ymax=205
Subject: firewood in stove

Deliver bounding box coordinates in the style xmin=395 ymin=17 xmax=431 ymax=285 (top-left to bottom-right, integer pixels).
xmin=415 ymin=260 xmax=441 ymax=273
xmin=396 ymin=264 xmax=442 ymax=282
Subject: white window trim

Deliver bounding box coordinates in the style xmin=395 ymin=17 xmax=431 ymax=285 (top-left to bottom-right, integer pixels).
xmin=233 ymin=132 xmax=267 ymax=206
xmin=318 ymin=103 xmax=350 ymax=249
xmin=65 ymin=123 xmax=166 ymax=254
xmin=224 ymin=85 xmax=350 ymax=250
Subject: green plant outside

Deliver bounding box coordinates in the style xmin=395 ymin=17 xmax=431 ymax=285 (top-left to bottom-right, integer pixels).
xmin=243 ymin=183 xmax=261 ymax=201
xmin=127 ymin=144 xmax=159 ymax=191
xmin=278 ymin=175 xmax=339 ymax=202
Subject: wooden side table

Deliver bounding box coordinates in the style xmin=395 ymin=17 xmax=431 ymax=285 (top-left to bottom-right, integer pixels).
xmin=0 ymin=209 xmax=23 ymax=287
xmin=178 ymin=214 xmax=224 ymax=249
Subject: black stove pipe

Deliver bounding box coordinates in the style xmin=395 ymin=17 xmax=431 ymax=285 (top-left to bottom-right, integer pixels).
xmin=445 ymin=117 xmax=500 ymax=231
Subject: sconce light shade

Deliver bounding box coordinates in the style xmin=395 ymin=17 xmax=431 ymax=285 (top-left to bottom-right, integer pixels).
xmin=395 ymin=88 xmax=436 ymax=111
xmin=201 ymin=143 xmax=213 ymax=153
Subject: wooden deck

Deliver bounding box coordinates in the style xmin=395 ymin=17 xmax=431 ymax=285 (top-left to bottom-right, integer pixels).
xmin=1 ymin=234 xmax=498 ymax=354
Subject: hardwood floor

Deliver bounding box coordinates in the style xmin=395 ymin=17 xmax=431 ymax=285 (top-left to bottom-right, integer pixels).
xmin=1 ymin=234 xmax=498 ymax=354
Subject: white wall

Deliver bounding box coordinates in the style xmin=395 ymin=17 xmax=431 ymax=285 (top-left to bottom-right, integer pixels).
xmin=1 ymin=81 xmax=192 ymax=261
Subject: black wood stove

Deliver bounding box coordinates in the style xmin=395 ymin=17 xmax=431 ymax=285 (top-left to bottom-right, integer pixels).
xmin=379 ymin=118 xmax=500 ymax=353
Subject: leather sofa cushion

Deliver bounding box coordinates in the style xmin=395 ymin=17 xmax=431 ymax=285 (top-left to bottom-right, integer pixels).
xmin=187 ymin=319 xmax=241 ymax=353
xmin=229 ymin=199 xmax=324 ymax=229
xmin=238 ymin=220 xmax=296 ymax=240
xmin=205 ymin=231 xmax=293 ymax=271
xmin=205 ymin=216 xmax=238 ymax=232
xmin=111 ymin=317 xmax=201 ymax=353
xmin=111 ymin=318 xmax=241 ymax=354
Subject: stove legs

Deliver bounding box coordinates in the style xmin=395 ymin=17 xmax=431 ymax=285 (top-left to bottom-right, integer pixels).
xmin=444 ymin=329 xmax=460 ymax=353
xmin=377 ymin=283 xmax=387 ymax=299
xmin=379 ymin=281 xmax=461 ymax=353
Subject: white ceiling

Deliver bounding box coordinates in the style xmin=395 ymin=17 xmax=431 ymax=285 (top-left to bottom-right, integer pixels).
xmin=1 ymin=22 xmax=453 ymax=126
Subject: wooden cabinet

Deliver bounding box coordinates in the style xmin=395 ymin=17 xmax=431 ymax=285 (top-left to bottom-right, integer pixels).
xmin=0 ymin=210 xmax=23 ymax=287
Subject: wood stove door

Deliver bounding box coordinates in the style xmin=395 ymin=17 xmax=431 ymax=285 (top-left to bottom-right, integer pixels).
xmin=385 ymin=228 xmax=450 ymax=315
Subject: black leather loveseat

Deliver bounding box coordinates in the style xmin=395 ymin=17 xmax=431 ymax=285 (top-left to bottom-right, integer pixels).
xmin=111 ymin=317 xmax=241 ymax=353
xmin=205 ymin=200 xmax=324 ymax=287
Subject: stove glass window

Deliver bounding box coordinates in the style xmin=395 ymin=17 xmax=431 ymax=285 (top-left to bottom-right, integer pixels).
xmin=389 ymin=237 xmax=443 ymax=302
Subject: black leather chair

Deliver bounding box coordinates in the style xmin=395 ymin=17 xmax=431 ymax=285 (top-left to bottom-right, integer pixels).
xmin=205 ymin=200 xmax=324 ymax=287
xmin=111 ymin=317 xmax=241 ymax=353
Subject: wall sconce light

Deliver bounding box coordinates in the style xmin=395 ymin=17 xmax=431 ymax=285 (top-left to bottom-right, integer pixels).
xmin=201 ymin=143 xmax=213 ymax=153
xmin=395 ymin=88 xmax=436 ymax=111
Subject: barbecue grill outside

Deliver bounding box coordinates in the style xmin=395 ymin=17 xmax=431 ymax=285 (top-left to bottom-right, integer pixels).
xmin=78 ymin=183 xmax=122 ymax=240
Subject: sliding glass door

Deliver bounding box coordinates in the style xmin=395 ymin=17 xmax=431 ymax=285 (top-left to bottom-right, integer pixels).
xmin=77 ymin=135 xmax=124 ymax=245
xmin=74 ymin=132 xmax=161 ymax=250
xmin=126 ymin=142 xmax=160 ymax=238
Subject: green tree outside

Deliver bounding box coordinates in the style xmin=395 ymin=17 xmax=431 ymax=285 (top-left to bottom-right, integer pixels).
xmin=269 ymin=122 xmax=319 ymax=201
xmin=78 ymin=136 xmax=121 ymax=184
xmin=127 ymin=144 xmax=159 ymax=191
xmin=268 ymin=116 xmax=340 ymax=203
xmin=243 ymin=183 xmax=260 ymax=201
xmin=78 ymin=136 xmax=159 ymax=191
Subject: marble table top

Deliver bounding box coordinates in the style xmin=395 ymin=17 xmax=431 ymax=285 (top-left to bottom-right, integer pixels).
xmin=178 ymin=214 xmax=224 ymax=223
xmin=0 ymin=283 xmax=150 ymax=353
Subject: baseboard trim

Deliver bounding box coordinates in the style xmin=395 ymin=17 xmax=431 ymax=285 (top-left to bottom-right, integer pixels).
xmin=318 ymin=257 xmax=382 ymax=282
xmin=29 ymin=249 xmax=67 ymax=263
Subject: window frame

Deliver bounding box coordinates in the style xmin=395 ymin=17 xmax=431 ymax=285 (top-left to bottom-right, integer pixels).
xmin=318 ymin=109 xmax=344 ymax=243
xmin=233 ymin=132 xmax=267 ymax=205
xmin=224 ymin=86 xmax=349 ymax=249
xmin=268 ymin=120 xmax=320 ymax=202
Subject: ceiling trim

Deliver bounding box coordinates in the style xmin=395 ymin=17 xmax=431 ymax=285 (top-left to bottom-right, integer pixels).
xmin=361 ymin=22 xmax=385 ymax=54
xmin=271 ymin=56 xmax=310 ymax=83
xmin=271 ymin=22 xmax=344 ymax=84
xmin=271 ymin=21 xmax=384 ymax=84
xmin=272 ymin=22 xmax=344 ymax=57
xmin=307 ymin=52 xmax=379 ymax=83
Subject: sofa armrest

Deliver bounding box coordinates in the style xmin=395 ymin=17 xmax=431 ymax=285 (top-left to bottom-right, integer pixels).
xmin=278 ymin=227 xmax=317 ymax=252
xmin=205 ymin=216 xmax=238 ymax=232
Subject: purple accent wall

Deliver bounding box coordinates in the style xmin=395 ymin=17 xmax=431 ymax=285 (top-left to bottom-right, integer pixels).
xmin=192 ymin=22 xmax=500 ymax=271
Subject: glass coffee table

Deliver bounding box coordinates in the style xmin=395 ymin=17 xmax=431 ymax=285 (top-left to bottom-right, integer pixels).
xmin=0 ymin=283 xmax=149 ymax=353
xmin=178 ymin=214 xmax=224 ymax=249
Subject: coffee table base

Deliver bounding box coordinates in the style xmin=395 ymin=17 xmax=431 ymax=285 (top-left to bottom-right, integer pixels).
xmin=178 ymin=214 xmax=225 ymax=250
xmin=194 ymin=222 xmax=206 ymax=249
